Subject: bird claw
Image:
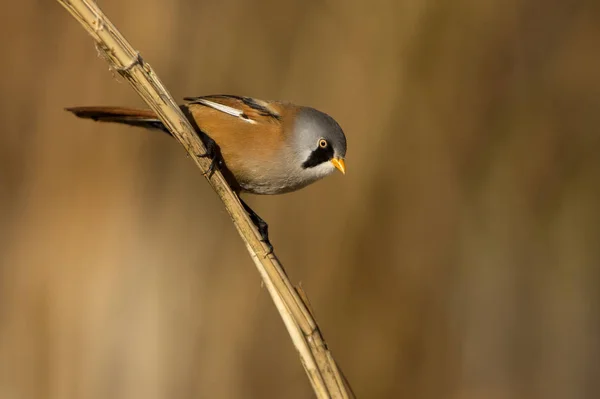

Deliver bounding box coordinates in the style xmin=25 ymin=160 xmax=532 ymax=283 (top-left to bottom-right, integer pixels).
xmin=197 ymin=152 xmax=220 ymax=177
xmin=261 ymin=239 xmax=274 ymax=257
xmin=240 ymin=199 xmax=274 ymax=257
xmin=196 ymin=132 xmax=221 ymax=177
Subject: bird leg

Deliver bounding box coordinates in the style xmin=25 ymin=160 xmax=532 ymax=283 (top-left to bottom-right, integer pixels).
xmin=196 ymin=131 xmax=222 ymax=177
xmin=191 ymin=126 xmax=272 ymax=255
xmin=193 ymin=130 xmax=272 ymax=255
xmin=240 ymin=199 xmax=273 ymax=256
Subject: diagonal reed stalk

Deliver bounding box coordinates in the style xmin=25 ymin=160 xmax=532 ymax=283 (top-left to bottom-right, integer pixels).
xmin=55 ymin=1 xmax=354 ymax=398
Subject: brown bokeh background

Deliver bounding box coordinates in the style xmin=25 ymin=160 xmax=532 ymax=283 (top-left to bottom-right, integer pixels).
xmin=1 ymin=1 xmax=600 ymax=398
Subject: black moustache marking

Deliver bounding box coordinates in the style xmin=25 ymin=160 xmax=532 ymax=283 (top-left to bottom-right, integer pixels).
xmin=302 ymin=146 xmax=334 ymax=169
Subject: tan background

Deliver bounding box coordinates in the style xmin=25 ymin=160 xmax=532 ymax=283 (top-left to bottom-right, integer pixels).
xmin=1 ymin=1 xmax=600 ymax=398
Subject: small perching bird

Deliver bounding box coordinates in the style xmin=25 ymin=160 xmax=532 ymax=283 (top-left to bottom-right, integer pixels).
xmin=66 ymin=95 xmax=347 ymax=252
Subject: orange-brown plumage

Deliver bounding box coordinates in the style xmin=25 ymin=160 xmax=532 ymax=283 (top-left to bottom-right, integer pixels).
xmin=66 ymin=95 xmax=346 ymax=195
xmin=66 ymin=94 xmax=347 ymax=251
xmin=183 ymin=96 xmax=299 ymax=189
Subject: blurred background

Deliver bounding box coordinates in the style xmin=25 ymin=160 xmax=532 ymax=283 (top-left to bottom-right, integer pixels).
xmin=1 ymin=0 xmax=599 ymax=398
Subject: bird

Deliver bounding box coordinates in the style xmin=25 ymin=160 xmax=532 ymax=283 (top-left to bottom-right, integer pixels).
xmin=66 ymin=95 xmax=347 ymax=253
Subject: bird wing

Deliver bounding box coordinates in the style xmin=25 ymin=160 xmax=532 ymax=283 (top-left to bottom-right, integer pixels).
xmin=183 ymin=95 xmax=283 ymax=124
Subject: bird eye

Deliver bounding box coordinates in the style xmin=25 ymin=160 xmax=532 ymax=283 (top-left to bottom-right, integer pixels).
xmin=318 ymin=139 xmax=328 ymax=148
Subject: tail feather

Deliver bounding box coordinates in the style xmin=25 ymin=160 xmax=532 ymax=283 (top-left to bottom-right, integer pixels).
xmin=65 ymin=106 xmax=171 ymax=133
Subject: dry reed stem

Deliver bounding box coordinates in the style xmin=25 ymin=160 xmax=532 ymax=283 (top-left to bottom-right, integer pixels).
xmin=56 ymin=1 xmax=354 ymax=398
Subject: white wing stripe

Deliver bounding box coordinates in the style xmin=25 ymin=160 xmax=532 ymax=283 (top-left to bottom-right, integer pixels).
xmin=196 ymin=99 xmax=256 ymax=124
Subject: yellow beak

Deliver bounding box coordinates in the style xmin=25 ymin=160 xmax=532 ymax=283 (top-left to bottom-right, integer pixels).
xmin=330 ymin=158 xmax=346 ymax=175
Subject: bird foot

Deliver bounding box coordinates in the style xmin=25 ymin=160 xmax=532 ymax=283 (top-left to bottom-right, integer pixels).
xmin=196 ymin=132 xmax=221 ymax=177
xmin=240 ymin=199 xmax=274 ymax=257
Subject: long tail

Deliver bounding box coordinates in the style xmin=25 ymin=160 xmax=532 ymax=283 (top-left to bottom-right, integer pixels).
xmin=65 ymin=106 xmax=172 ymax=134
